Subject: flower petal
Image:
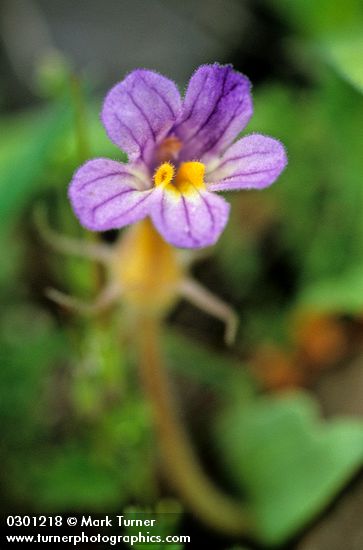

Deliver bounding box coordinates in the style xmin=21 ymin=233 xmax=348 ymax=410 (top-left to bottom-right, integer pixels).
xmin=68 ymin=158 xmax=153 ymax=231
xmin=151 ymin=186 xmax=230 ymax=249
xmin=207 ymin=134 xmax=287 ymax=191
xmin=176 ymin=64 xmax=252 ymax=162
xmin=101 ymin=70 xmax=182 ymax=163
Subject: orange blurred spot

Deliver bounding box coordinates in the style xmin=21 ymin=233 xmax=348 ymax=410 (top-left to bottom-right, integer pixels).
xmin=293 ymin=312 xmax=347 ymax=367
xmin=250 ymin=344 xmax=305 ymax=391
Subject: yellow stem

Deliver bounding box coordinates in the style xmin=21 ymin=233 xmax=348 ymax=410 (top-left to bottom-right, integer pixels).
xmin=138 ymin=314 xmax=251 ymax=536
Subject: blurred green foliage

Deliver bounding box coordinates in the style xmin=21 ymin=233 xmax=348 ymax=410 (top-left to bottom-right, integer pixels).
xmin=122 ymin=501 xmax=184 ymax=550
xmin=0 ymin=101 xmax=72 ymax=234
xmin=218 ymin=392 xmax=363 ymax=544
xmin=1 ymin=1 xmax=363 ymax=547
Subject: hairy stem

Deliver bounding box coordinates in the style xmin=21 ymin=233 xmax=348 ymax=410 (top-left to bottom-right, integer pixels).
xmin=138 ymin=314 xmax=251 ymax=536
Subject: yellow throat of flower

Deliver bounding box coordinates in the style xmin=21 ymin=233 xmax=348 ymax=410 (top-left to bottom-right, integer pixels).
xmin=154 ymin=161 xmax=206 ymax=195
xmin=111 ymin=162 xmax=207 ymax=313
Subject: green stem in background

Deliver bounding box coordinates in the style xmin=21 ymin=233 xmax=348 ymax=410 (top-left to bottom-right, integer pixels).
xmin=69 ymin=74 xmax=104 ymax=293
xmin=69 ymin=74 xmax=90 ymax=163
xmin=138 ymin=314 xmax=252 ymax=536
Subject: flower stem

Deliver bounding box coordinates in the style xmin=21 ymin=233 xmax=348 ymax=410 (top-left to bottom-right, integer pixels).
xmin=138 ymin=314 xmax=251 ymax=536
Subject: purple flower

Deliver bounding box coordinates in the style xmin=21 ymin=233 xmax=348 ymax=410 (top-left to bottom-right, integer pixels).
xmin=69 ymin=64 xmax=287 ymax=248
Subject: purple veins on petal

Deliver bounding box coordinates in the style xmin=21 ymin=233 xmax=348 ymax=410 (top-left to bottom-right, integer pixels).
xmin=68 ymin=64 xmax=288 ymax=250
xmin=175 ymin=63 xmax=253 ymax=162
xmin=151 ymin=186 xmax=230 ymax=249
xmin=68 ymin=158 xmax=154 ymax=231
xmin=101 ymin=69 xmax=182 ymax=163
xmin=206 ymin=134 xmax=287 ymax=191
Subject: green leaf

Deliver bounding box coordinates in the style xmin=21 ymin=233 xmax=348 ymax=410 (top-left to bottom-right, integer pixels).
xmin=217 ymin=392 xmax=363 ymax=544
xmin=0 ymin=100 xmax=72 ymax=234
xmin=271 ymin=0 xmax=363 ymax=36
xmin=298 ymin=264 xmax=363 ymax=314
xmin=321 ymin=32 xmax=363 ymax=93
